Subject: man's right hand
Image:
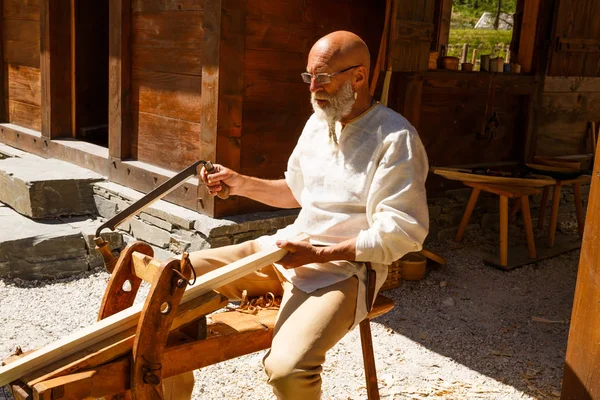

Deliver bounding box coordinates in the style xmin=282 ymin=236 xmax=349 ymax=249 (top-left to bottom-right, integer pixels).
xmin=201 ymin=163 xmax=244 ymax=197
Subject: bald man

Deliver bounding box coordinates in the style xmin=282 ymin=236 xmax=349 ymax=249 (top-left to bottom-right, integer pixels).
xmin=174 ymin=31 xmax=429 ymax=399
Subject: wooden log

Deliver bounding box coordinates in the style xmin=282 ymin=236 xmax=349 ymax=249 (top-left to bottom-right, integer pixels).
xmin=0 ymin=233 xmax=308 ymax=387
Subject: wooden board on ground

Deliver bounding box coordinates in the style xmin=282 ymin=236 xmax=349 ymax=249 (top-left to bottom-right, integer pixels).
xmin=483 ymin=234 xmax=581 ymax=271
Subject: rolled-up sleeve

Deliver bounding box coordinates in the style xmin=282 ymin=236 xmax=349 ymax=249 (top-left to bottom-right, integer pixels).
xmin=355 ymin=129 xmax=429 ymax=264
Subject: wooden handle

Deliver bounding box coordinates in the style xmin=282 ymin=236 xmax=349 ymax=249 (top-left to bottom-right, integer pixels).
xmin=205 ymin=161 xmax=230 ymax=200
xmin=94 ymin=237 xmax=118 ymax=273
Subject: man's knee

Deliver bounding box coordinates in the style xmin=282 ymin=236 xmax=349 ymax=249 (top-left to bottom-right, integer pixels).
xmin=263 ymin=350 xmax=321 ymax=397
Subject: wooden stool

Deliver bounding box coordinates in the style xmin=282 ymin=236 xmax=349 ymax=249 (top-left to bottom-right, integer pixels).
xmin=455 ymin=182 xmax=541 ymax=267
xmin=538 ymin=175 xmax=591 ymax=247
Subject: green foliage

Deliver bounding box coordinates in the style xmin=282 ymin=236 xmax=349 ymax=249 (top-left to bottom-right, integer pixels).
xmin=447 ymin=29 xmax=513 ymax=58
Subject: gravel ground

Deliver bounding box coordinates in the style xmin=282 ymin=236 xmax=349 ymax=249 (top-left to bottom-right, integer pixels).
xmin=0 ymin=223 xmax=581 ymax=400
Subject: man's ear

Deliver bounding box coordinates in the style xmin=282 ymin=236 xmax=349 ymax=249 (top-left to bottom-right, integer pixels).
xmin=353 ymin=66 xmax=368 ymax=90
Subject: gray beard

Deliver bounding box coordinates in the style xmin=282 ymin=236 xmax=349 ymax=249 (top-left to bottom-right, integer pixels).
xmin=311 ymin=81 xmax=355 ymax=145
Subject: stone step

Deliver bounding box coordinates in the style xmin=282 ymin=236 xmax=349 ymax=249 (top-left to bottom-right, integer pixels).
xmin=0 ymin=143 xmax=104 ymax=219
xmin=0 ymin=202 xmax=123 ymax=279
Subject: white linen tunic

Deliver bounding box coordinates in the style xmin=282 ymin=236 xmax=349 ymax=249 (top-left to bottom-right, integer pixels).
xmin=256 ymin=103 xmax=429 ymax=327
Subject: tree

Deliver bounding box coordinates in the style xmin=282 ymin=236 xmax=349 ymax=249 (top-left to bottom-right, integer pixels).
xmin=494 ymin=0 xmax=502 ymax=30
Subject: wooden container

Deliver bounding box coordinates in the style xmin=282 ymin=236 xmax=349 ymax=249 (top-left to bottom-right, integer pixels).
xmin=510 ymin=63 xmax=522 ymax=73
xmin=381 ymin=259 xmax=402 ymax=291
xmin=480 ymin=55 xmax=490 ymax=71
xmin=429 ymin=52 xmax=439 ymax=69
xmin=461 ymin=62 xmax=473 ymax=71
xmin=441 ymin=56 xmax=459 ymax=70
xmin=400 ymin=252 xmax=427 ymax=281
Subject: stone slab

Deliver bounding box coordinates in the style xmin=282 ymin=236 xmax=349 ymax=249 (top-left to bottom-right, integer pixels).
xmin=0 ymin=155 xmax=104 ymax=218
xmin=0 ymin=208 xmax=123 ymax=279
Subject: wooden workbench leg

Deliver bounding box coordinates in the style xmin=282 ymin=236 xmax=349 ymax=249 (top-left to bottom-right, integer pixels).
xmin=520 ymin=195 xmax=536 ymax=258
xmin=538 ymin=186 xmax=550 ymax=229
xmin=573 ymin=183 xmax=585 ymax=238
xmin=500 ymin=195 xmax=508 ymax=266
xmin=547 ymin=184 xmax=562 ymax=247
xmin=455 ymin=188 xmax=481 ymax=242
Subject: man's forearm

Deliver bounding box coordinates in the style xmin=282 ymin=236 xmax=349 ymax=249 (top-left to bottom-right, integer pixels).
xmin=318 ymin=237 xmax=357 ymax=263
xmin=238 ymin=176 xmax=300 ymax=208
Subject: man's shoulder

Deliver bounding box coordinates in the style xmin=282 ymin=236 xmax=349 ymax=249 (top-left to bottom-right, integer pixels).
xmin=363 ymin=105 xmax=417 ymax=140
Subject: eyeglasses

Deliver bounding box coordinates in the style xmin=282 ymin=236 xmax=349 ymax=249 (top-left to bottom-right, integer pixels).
xmin=301 ymin=65 xmax=360 ymax=84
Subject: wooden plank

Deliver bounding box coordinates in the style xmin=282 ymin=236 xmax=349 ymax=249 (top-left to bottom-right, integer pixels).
xmin=134 ymin=110 xmax=204 ymax=172
xmin=517 ymin=0 xmax=540 ymax=73
xmin=132 ymin=0 xmax=203 ymax=13
xmin=108 ymin=0 xmax=131 ymax=159
xmin=431 ymin=0 xmax=452 ymax=51
xmin=32 ymin=358 xmax=130 ymax=400
xmin=2 ymin=19 xmax=40 ymax=67
xmin=7 ymin=64 xmax=41 ymax=106
xmin=3 ymin=0 xmax=39 ymax=20
xmin=214 ymin=0 xmax=246 ymax=218
xmin=132 ymin=70 xmax=202 ymax=123
xmin=544 ymin=77 xmax=600 ymax=93
xmin=197 ymin=0 xmax=221 ymax=217
xmin=0 ymin=234 xmax=308 ymax=387
xmin=131 ymin=11 xmax=203 ymax=75
xmin=8 ymin=99 xmax=41 ymax=131
xmin=562 ymin=142 xmax=600 ymax=397
xmin=0 ymin=0 xmax=6 ymax=123
xmin=40 ymin=0 xmax=72 ymax=139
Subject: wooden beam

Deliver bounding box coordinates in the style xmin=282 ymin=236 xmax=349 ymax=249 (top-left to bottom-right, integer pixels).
xmin=108 ymin=0 xmax=131 ymax=160
xmin=431 ymin=0 xmax=452 ymax=51
xmin=0 ymin=0 xmax=7 ymax=123
xmin=214 ymin=0 xmax=247 ymax=218
xmin=0 ymin=234 xmax=308 ymax=386
xmin=518 ymin=0 xmax=541 ymax=73
xmin=197 ymin=0 xmax=222 ymax=216
xmin=40 ymin=0 xmax=72 ymax=139
xmin=561 ymin=143 xmax=600 ymax=399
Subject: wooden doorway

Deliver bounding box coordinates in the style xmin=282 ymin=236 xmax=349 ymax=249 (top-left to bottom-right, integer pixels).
xmin=72 ymin=0 xmax=109 ymax=146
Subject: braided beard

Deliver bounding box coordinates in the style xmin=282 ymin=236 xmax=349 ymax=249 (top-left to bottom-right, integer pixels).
xmin=311 ymin=81 xmax=355 ymax=145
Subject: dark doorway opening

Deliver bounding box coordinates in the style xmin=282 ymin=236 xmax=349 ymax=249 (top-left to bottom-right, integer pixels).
xmin=73 ymin=0 xmax=109 ymax=147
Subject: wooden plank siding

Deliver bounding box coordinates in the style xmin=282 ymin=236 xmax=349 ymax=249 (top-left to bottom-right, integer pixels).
xmin=390 ymin=0 xmax=435 ymax=71
xmin=129 ymin=1 xmax=205 ymax=172
xmin=237 ymin=0 xmax=385 ymax=213
xmin=535 ymin=76 xmax=600 ymax=157
xmin=548 ymin=0 xmax=600 ymax=77
xmin=2 ymin=0 xmax=41 ymax=130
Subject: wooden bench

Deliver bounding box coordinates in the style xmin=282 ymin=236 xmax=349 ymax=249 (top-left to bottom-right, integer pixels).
xmin=207 ymin=294 xmax=395 ymax=400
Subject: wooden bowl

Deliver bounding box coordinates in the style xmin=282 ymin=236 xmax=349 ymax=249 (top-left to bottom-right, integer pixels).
xmin=441 ymin=56 xmax=459 ymax=70
xmin=400 ymin=253 xmax=427 ymax=281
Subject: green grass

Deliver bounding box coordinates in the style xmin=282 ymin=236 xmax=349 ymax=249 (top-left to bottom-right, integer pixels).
xmin=447 ymin=29 xmax=513 ymax=59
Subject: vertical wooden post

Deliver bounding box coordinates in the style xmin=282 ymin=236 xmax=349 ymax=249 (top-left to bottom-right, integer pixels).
xmin=499 ymin=195 xmax=508 ymax=266
xmin=561 ymin=144 xmax=600 ymax=399
xmin=108 ymin=0 xmax=131 ymax=160
xmin=40 ymin=0 xmax=73 ymax=139
xmin=431 ymin=0 xmax=452 ymax=51
xmin=403 ymin=74 xmax=423 ymax=130
xmin=198 ymin=0 xmax=222 ymax=217
xmin=0 ymin=0 xmax=6 ymax=123
xmin=518 ymin=0 xmax=541 ymax=73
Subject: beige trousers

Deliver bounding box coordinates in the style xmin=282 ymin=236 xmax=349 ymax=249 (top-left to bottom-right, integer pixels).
xmin=163 ymin=240 xmax=359 ymax=400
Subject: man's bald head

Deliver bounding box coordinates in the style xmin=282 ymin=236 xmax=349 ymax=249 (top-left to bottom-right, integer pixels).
xmin=308 ymin=31 xmax=370 ymax=74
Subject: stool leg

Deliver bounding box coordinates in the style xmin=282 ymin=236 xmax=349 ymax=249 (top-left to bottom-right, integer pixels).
xmin=500 ymin=195 xmax=509 ymax=266
xmin=455 ymin=188 xmax=481 ymax=242
xmin=520 ymin=195 xmax=536 ymax=258
xmin=573 ymin=183 xmax=585 ymax=237
xmin=538 ymin=186 xmax=550 ymax=229
xmin=547 ymin=184 xmax=562 ymax=247
xmin=509 ymin=199 xmax=521 ymax=221
xmin=359 ymin=319 xmax=380 ymax=400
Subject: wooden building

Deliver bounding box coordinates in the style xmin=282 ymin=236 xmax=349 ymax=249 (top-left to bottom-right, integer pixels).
xmin=1 ymin=0 xmax=599 ymax=396
xmin=0 ymin=0 xmax=598 ymax=219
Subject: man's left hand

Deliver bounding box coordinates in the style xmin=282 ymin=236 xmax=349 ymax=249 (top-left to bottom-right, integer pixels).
xmin=276 ymin=240 xmax=324 ymax=269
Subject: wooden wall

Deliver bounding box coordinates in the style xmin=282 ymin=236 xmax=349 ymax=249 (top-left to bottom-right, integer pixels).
xmin=237 ymin=0 xmax=386 ymax=213
xmin=2 ymin=0 xmax=41 ymax=131
xmin=129 ymin=0 xmax=204 ymax=172
xmin=547 ymin=0 xmax=600 ymax=77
